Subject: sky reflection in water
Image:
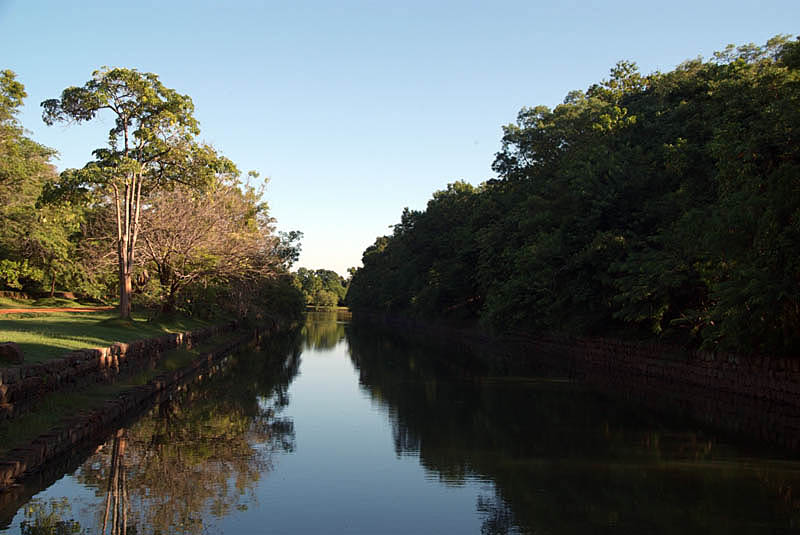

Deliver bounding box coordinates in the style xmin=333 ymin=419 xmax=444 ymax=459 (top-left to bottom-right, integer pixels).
xmin=5 ymin=312 xmax=800 ymax=534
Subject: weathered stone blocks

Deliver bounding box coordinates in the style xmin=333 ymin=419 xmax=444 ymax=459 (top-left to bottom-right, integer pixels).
xmin=0 ymin=342 xmax=24 ymax=364
xmin=0 ymin=320 xmax=238 ymax=423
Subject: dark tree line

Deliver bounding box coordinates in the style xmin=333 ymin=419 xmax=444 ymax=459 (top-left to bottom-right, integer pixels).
xmin=348 ymin=37 xmax=800 ymax=355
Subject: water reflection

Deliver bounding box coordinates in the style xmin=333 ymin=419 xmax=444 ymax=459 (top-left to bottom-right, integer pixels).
xmin=95 ymin=430 xmax=127 ymax=535
xmin=346 ymin=323 xmax=800 ymax=533
xmin=9 ymin=318 xmax=800 ymax=533
xmin=12 ymin=332 xmax=303 ymax=534
xmin=103 ymin=337 xmax=296 ymax=534
xmin=301 ymin=310 xmax=348 ymax=351
xmin=18 ymin=498 xmax=82 ymax=534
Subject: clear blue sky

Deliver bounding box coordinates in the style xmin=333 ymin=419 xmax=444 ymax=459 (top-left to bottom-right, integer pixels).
xmin=1 ymin=1 xmax=797 ymax=275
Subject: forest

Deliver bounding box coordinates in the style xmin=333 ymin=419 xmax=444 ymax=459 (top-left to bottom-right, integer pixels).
xmin=348 ymin=37 xmax=800 ymax=356
xmin=0 ymin=67 xmax=305 ymax=323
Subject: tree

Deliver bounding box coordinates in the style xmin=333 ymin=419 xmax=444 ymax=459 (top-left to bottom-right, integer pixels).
xmin=348 ymin=36 xmax=800 ymax=355
xmin=139 ymin=173 xmax=284 ymax=313
xmin=314 ymin=269 xmax=348 ymax=304
xmin=42 ymin=67 xmax=213 ymax=318
xmin=0 ymin=70 xmax=80 ymax=295
xmin=275 ymin=230 xmax=303 ymax=268
xmin=293 ymin=267 xmax=348 ymax=307
xmin=294 ymin=267 xmax=323 ymax=305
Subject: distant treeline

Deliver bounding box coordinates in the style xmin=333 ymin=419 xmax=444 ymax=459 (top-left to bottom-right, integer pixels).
xmin=348 ymin=37 xmax=800 ymax=355
xmin=293 ymin=267 xmax=348 ymax=307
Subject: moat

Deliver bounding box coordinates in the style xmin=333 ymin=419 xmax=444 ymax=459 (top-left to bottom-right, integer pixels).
xmin=3 ymin=311 xmax=800 ymax=533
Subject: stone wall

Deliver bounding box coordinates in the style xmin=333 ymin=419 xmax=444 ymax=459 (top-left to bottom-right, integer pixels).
xmin=0 ymin=321 xmax=239 ymax=421
xmin=518 ymin=335 xmax=800 ymax=449
xmin=357 ymin=312 xmax=800 ymax=450
xmin=0 ymin=322 xmax=279 ymax=493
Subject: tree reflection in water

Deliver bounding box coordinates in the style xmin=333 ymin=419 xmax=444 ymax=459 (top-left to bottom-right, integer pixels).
xmin=346 ymin=323 xmax=800 ymax=534
xmin=476 ymin=492 xmax=518 ymax=535
xmin=100 ymin=430 xmax=127 ymax=535
xmin=75 ymin=332 xmax=301 ymax=534
xmin=19 ymin=498 xmax=82 ymax=535
xmin=302 ymin=310 xmax=347 ymax=351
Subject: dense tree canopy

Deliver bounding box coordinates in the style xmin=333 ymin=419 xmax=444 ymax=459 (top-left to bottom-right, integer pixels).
xmin=348 ymin=36 xmax=800 ymax=355
xmin=0 ymin=70 xmax=89 ymax=296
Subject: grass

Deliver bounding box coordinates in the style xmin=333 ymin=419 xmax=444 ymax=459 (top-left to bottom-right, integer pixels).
xmin=0 ymin=311 xmax=219 ymax=364
xmin=0 ymin=332 xmax=231 ymax=456
xmin=0 ymin=295 xmax=104 ymax=309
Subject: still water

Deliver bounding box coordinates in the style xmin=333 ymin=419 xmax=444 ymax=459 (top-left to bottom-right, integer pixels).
xmin=3 ymin=311 xmax=800 ymax=533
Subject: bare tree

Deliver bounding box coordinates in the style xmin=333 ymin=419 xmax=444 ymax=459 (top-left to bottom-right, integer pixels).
xmin=139 ymin=177 xmax=282 ymax=313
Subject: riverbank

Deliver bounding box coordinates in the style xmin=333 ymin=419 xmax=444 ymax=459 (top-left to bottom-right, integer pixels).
xmin=0 ymin=319 xmax=240 ymax=421
xmin=0 ymin=309 xmax=218 ymax=364
xmin=354 ymin=312 xmax=800 ymax=451
xmin=0 ymin=321 xmax=281 ymax=492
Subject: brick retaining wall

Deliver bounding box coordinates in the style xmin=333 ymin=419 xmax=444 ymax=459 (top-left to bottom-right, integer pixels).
xmin=358 ymin=312 xmax=800 ymax=450
xmin=512 ymin=335 xmax=800 ymax=449
xmin=0 ymin=321 xmax=239 ymax=421
xmin=0 ymin=322 xmax=278 ymax=493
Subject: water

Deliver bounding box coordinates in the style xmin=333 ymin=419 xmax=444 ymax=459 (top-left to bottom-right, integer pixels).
xmin=3 ymin=311 xmax=800 ymax=533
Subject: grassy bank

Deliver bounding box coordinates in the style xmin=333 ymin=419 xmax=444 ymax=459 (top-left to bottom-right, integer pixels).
xmin=0 ymin=332 xmax=232 ymax=456
xmin=0 ymin=311 xmax=219 ymax=364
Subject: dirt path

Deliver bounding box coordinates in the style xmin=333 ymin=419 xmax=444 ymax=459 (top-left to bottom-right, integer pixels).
xmin=0 ymin=306 xmax=114 ymax=315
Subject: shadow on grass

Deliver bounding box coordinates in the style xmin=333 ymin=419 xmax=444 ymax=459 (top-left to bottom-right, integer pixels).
xmin=0 ymin=296 xmax=107 ymax=309
xmin=0 ymin=312 xmax=214 ymax=364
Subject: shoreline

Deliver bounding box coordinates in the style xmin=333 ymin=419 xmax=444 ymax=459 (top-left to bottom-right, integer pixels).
xmin=0 ymin=321 xmax=281 ymax=494
xmin=353 ymin=311 xmax=800 ymax=451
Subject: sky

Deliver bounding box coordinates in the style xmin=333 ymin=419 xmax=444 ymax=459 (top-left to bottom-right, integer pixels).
xmin=1 ymin=1 xmax=798 ymax=275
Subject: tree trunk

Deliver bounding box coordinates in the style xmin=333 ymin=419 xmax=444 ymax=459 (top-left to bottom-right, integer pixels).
xmin=158 ymin=272 xmax=178 ymax=313
xmin=50 ymin=268 xmax=56 ymax=298
xmin=161 ymin=291 xmax=176 ymax=314
xmin=119 ymin=268 xmax=132 ymax=319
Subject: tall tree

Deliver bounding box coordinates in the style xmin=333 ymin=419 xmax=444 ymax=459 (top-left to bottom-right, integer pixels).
xmin=42 ymin=67 xmax=212 ymax=318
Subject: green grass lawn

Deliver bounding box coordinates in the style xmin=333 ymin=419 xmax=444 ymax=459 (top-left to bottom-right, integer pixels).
xmin=0 ymin=333 xmax=231 ymax=456
xmin=0 ymin=295 xmax=105 ymax=309
xmin=0 ymin=311 xmax=216 ymax=364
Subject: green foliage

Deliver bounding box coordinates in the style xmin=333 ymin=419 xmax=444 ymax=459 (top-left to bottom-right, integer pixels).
xmin=0 ymin=259 xmax=43 ymax=289
xmin=37 ymin=67 xmax=304 ymax=320
xmin=276 ymin=230 xmax=303 ymax=267
xmin=0 ymin=70 xmax=98 ymax=298
xmin=293 ymin=267 xmax=348 ymax=307
xmin=42 ymin=67 xmax=223 ymax=318
xmin=349 ymin=36 xmax=800 ymax=355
